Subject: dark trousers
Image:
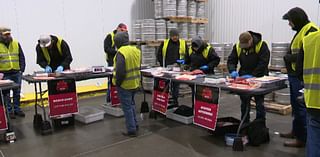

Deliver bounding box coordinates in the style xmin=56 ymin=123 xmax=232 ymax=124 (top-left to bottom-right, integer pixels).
xmin=171 ymin=82 xmax=180 ymax=104
xmin=3 ymin=72 xmax=22 ymax=113
xmin=288 ymin=76 xmax=307 ymax=142
xmin=240 ymin=95 xmax=265 ymax=123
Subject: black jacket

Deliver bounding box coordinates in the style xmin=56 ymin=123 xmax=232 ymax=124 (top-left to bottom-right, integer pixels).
xmin=157 ymin=39 xmax=188 ymax=67
xmin=283 ymin=7 xmax=318 ymax=79
xmin=104 ymin=30 xmax=118 ymax=66
xmin=185 ymin=40 xmax=220 ymax=74
xmin=36 ymin=35 xmax=73 ymax=71
xmin=227 ymin=31 xmax=270 ymax=77
xmin=0 ymin=42 xmax=25 ymax=74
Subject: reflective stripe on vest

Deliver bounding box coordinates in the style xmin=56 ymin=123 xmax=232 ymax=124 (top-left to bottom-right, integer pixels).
xmin=112 ymin=45 xmax=141 ymax=89
xmin=188 ymin=45 xmax=212 ymax=59
xmin=162 ymin=39 xmax=186 ymax=60
xmin=110 ymin=32 xmax=115 ymax=48
xmin=41 ymin=37 xmax=63 ymax=65
xmin=236 ymin=40 xmax=265 ymax=57
xmin=302 ymin=31 xmax=320 ymax=109
xmin=0 ymin=40 xmax=20 ymax=71
xmin=291 ymin=22 xmax=319 ymax=71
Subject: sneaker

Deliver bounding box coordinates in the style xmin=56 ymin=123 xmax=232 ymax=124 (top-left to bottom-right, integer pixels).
xmin=284 ymin=139 xmax=305 ymax=147
xmin=9 ymin=113 xmax=16 ymax=119
xmin=14 ymin=111 xmax=25 ymax=117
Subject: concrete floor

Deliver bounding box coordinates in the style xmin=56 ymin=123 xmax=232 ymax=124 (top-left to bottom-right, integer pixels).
xmin=0 ymin=91 xmax=305 ymax=157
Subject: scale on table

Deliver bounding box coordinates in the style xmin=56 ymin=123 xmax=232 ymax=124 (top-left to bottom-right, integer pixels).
xmin=91 ymin=66 xmax=106 ymax=73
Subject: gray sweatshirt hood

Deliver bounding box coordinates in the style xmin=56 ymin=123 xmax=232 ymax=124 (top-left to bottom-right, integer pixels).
xmin=114 ymin=32 xmax=129 ymax=49
xmin=191 ymin=36 xmax=203 ymax=48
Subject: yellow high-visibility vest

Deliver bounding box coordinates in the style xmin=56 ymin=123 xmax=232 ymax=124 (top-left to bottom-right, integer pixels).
xmin=236 ymin=40 xmax=265 ymax=57
xmin=0 ymin=40 xmax=20 ymax=71
xmin=106 ymin=32 xmax=115 ymax=62
xmin=162 ymin=39 xmax=186 ymax=60
xmin=41 ymin=37 xmax=63 ymax=65
xmin=291 ymin=22 xmax=319 ymax=71
xmin=112 ymin=45 xmax=141 ymax=89
xmin=302 ymin=30 xmax=320 ymax=109
xmin=189 ymin=45 xmax=212 ymax=59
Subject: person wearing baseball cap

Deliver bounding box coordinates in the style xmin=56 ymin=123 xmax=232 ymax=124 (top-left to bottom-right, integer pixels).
xmin=36 ymin=35 xmax=73 ymax=73
xmin=104 ymin=23 xmax=128 ymax=66
xmin=0 ymin=26 xmax=26 ymax=118
xmin=227 ymin=31 xmax=270 ymax=125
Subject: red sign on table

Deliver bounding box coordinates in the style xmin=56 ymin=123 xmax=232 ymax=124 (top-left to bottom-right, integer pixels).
xmin=194 ymin=85 xmax=220 ymax=131
xmin=0 ymin=99 xmax=8 ymax=130
xmin=152 ymin=78 xmax=170 ymax=115
xmin=48 ymin=79 xmax=78 ymax=117
xmin=110 ymin=85 xmax=120 ymax=107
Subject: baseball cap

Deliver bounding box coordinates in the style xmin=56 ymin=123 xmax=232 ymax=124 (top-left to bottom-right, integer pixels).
xmin=117 ymin=23 xmax=128 ymax=31
xmin=239 ymin=32 xmax=252 ymax=48
xmin=39 ymin=35 xmax=52 ymax=48
xmin=0 ymin=27 xmax=11 ymax=35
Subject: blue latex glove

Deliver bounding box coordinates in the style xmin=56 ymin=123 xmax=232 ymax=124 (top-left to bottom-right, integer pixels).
xmin=176 ymin=59 xmax=185 ymax=65
xmin=230 ymin=71 xmax=239 ymax=78
xmin=199 ymin=65 xmax=208 ymax=70
xmin=44 ymin=66 xmax=52 ymax=73
xmin=55 ymin=66 xmax=64 ymax=73
xmin=241 ymin=75 xmax=253 ymax=79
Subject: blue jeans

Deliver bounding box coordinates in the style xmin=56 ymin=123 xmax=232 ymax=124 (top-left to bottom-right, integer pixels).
xmin=307 ymin=112 xmax=320 ymax=157
xmin=171 ymin=82 xmax=180 ymax=104
xmin=288 ymin=76 xmax=307 ymax=142
xmin=3 ymin=72 xmax=22 ymax=113
xmin=240 ymin=95 xmax=265 ymax=123
xmin=117 ymin=87 xmax=138 ymax=133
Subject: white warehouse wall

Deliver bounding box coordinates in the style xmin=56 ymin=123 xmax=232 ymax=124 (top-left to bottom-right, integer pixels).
xmin=1 ymin=0 xmax=319 ymax=94
xmin=0 ymin=0 xmax=147 ymax=93
xmin=207 ymin=0 xmax=320 ymax=44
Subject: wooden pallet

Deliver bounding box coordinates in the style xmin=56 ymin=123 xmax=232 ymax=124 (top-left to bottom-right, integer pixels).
xmin=269 ymin=66 xmax=287 ymax=73
xmin=251 ymin=101 xmax=291 ymax=115
xmin=191 ymin=18 xmax=208 ymax=24
xmin=130 ymin=40 xmax=146 ymax=45
xmin=164 ymin=16 xmax=193 ymax=23
xmin=217 ymin=64 xmax=228 ymax=73
xmin=195 ymin=0 xmax=208 ymax=2
xmin=146 ymin=40 xmax=162 ymax=47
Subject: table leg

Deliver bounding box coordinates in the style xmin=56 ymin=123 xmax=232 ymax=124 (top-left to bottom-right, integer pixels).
xmin=38 ymin=82 xmax=52 ymax=135
xmin=33 ymin=82 xmax=43 ymax=129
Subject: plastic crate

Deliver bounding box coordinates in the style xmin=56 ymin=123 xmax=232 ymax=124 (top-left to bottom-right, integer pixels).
xmin=75 ymin=106 xmax=105 ymax=124
xmin=166 ymin=108 xmax=193 ymax=124
xmin=102 ymin=103 xmax=124 ymax=117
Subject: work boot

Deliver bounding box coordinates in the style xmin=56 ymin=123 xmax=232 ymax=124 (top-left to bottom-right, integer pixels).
xmin=122 ymin=131 xmax=137 ymax=138
xmin=280 ymin=132 xmax=295 ymax=139
xmin=284 ymin=139 xmax=305 ymax=147
xmin=15 ymin=111 xmax=25 ymax=117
